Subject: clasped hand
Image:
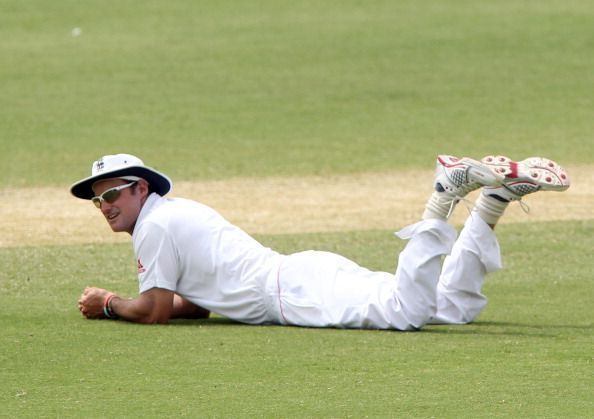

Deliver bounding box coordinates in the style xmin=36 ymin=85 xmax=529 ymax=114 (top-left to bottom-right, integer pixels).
xmin=78 ymin=286 xmax=111 ymax=319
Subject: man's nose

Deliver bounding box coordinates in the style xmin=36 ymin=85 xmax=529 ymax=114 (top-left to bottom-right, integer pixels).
xmin=100 ymin=201 xmax=113 ymax=213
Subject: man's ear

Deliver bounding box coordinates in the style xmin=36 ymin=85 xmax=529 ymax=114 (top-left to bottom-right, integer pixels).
xmin=137 ymin=179 xmax=151 ymax=198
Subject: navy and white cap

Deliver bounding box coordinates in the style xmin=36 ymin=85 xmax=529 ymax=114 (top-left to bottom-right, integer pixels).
xmin=70 ymin=154 xmax=172 ymax=199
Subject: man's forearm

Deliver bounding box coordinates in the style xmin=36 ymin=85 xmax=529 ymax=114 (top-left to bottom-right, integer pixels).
xmin=79 ymin=287 xmax=194 ymax=324
xmin=109 ymin=296 xmax=167 ymax=324
xmin=108 ymin=288 xmax=175 ymax=324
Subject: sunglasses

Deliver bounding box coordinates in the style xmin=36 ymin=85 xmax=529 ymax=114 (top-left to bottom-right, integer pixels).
xmin=91 ymin=182 xmax=137 ymax=208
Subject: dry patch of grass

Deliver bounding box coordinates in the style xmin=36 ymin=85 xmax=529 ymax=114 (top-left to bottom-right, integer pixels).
xmin=1 ymin=166 xmax=592 ymax=247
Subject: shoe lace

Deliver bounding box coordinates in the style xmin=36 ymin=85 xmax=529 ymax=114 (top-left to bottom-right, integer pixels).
xmin=445 ymin=176 xmax=486 ymax=218
xmin=517 ymin=199 xmax=530 ymax=214
xmin=503 ymin=185 xmax=531 ymax=213
xmin=445 ymin=195 xmax=474 ymax=219
xmin=447 ymin=194 xmax=529 ymax=221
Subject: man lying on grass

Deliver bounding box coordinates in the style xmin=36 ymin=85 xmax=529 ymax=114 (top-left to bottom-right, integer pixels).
xmin=74 ymin=153 xmax=569 ymax=329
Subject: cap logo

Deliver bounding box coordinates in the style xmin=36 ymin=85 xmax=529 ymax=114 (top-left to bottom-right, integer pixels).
xmin=95 ymin=159 xmax=105 ymax=172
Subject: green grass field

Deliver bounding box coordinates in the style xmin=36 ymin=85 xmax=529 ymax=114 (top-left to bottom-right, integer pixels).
xmin=1 ymin=1 xmax=593 ymax=417
xmin=2 ymin=0 xmax=594 ymax=186
xmin=2 ymin=223 xmax=593 ymax=416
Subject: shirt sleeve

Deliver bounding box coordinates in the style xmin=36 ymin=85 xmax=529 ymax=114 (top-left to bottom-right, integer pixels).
xmin=135 ymin=220 xmax=180 ymax=294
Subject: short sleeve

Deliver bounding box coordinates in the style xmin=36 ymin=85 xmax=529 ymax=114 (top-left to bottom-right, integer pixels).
xmin=134 ymin=221 xmax=180 ymax=294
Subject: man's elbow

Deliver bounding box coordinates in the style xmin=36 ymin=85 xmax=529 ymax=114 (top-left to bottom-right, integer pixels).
xmin=138 ymin=312 xmax=171 ymax=325
xmin=194 ymin=308 xmax=210 ymax=319
xmin=138 ymin=318 xmax=169 ymax=325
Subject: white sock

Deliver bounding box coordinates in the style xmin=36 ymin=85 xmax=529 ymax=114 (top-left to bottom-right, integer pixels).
xmin=422 ymin=192 xmax=457 ymax=221
xmin=473 ymin=192 xmax=509 ymax=225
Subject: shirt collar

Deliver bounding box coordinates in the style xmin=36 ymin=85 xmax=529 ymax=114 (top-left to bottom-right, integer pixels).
xmin=132 ymin=193 xmax=161 ymax=237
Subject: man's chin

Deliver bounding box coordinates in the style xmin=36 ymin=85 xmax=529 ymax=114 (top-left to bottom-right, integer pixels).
xmin=107 ymin=221 xmax=126 ymax=233
xmin=107 ymin=220 xmax=134 ymax=234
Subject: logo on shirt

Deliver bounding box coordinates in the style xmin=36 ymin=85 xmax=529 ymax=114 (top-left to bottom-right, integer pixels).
xmin=137 ymin=259 xmax=146 ymax=273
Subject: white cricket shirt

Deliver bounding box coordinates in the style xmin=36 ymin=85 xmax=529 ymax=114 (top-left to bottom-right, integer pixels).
xmin=132 ymin=193 xmax=283 ymax=324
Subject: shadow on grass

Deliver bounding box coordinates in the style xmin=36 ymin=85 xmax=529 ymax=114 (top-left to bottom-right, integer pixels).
xmin=168 ymin=318 xmax=592 ymax=338
xmin=170 ymin=317 xmax=239 ymax=327
xmin=422 ymin=320 xmax=593 ymax=338
xmin=471 ymin=320 xmax=593 ymax=330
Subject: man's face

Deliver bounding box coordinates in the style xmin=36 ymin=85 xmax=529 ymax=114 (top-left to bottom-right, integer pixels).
xmin=92 ymin=178 xmax=147 ymax=234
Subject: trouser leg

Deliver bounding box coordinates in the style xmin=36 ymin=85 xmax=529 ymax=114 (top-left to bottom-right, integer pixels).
xmin=431 ymin=214 xmax=502 ymax=324
xmin=392 ymin=218 xmax=457 ymax=329
xmin=271 ymin=219 xmax=456 ymax=330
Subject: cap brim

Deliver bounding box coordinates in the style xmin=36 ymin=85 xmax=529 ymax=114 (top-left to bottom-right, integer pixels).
xmin=70 ymin=166 xmax=172 ymax=199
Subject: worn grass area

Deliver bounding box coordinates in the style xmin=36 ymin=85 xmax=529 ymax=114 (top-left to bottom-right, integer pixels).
xmin=1 ymin=164 xmax=592 ymax=248
xmin=1 ymin=221 xmax=592 ymax=417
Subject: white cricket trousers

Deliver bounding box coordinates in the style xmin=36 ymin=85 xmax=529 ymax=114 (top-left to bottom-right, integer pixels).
xmin=268 ymin=215 xmax=502 ymax=330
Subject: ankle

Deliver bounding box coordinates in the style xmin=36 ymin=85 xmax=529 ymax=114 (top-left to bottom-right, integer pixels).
xmin=423 ymin=191 xmax=457 ymax=221
xmin=473 ymin=192 xmax=509 ymax=225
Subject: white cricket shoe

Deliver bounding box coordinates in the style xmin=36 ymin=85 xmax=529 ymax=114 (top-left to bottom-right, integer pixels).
xmin=424 ymin=155 xmax=504 ymax=220
xmin=481 ymin=155 xmax=571 ymax=202
xmin=434 ymin=155 xmax=504 ymax=198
